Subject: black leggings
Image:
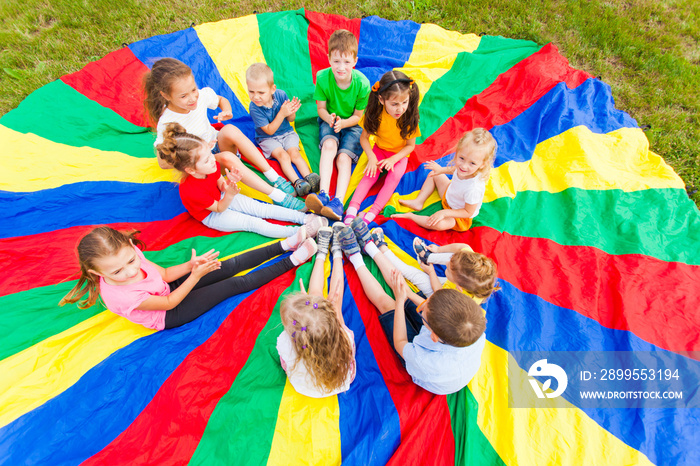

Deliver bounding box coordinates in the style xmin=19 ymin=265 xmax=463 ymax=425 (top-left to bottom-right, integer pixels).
xmin=164 ymin=242 xmax=292 ymax=329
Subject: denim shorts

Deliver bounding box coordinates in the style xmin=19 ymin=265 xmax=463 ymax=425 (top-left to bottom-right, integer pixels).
xmin=211 ymin=141 xmax=221 ymax=155
xmin=257 ymin=131 xmax=300 ymax=159
xmin=318 ymin=117 xmax=363 ymax=163
xmin=378 ymin=299 xmax=424 ymax=364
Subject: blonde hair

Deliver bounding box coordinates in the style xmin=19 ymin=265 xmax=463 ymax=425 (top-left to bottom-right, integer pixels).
xmin=425 ymin=289 xmax=486 ymax=347
xmin=280 ymin=293 xmax=354 ymax=393
xmin=143 ymin=58 xmax=193 ymax=127
xmin=246 ymin=62 xmax=275 ymax=86
xmin=59 ymin=227 xmax=146 ymax=309
xmin=454 ymin=128 xmax=497 ymax=181
xmin=155 ymin=122 xmax=206 ymax=175
xmin=328 ymin=29 xmax=358 ymax=58
xmin=449 ymin=250 xmax=500 ymax=299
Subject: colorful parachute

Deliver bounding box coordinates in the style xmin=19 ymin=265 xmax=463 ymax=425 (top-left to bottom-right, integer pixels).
xmin=1 ymin=9 xmax=698 ymax=465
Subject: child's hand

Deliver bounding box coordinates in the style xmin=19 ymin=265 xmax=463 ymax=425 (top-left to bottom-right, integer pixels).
xmin=214 ymin=110 xmax=233 ymax=122
xmin=388 ymin=269 xmax=408 ymax=302
xmin=426 ymin=243 xmax=439 ymax=253
xmin=328 ymin=113 xmax=338 ymax=128
xmin=223 ymin=175 xmax=240 ymax=197
xmin=333 ymin=116 xmax=343 ymax=133
xmin=424 ymin=161 xmax=442 ymax=177
xmin=419 ymin=261 xmax=435 ymax=275
xmin=427 ymin=210 xmax=447 ymax=227
xmin=190 ymin=248 xmax=220 ymax=269
xmin=191 ymin=256 xmax=221 ymax=279
xmin=377 ymin=156 xmax=399 ymax=172
xmin=281 ymin=97 xmax=302 ymax=117
xmin=225 ymin=167 xmax=243 ymax=183
xmin=364 ymin=154 xmax=379 ymax=178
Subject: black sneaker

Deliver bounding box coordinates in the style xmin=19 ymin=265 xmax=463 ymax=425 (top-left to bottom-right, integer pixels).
xmin=304 ymin=173 xmax=321 ymax=193
xmin=294 ymin=178 xmax=311 ymax=197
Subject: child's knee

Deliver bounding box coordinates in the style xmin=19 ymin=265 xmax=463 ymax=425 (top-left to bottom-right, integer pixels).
xmin=220 ymin=124 xmax=243 ymax=142
xmin=215 ymin=151 xmax=239 ymax=170
xmin=321 ymin=138 xmax=339 ymax=153
xmin=272 ymin=150 xmax=291 ymax=163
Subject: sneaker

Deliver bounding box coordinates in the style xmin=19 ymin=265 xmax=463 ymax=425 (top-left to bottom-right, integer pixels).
xmin=413 ymin=237 xmax=431 ymax=264
xmin=291 ymin=238 xmax=318 ymax=265
xmin=284 ymin=225 xmax=308 ymax=250
xmin=305 ymin=192 xmax=326 ymax=215
xmin=331 ymin=222 xmax=344 ymax=257
xmin=304 ymin=214 xmax=328 ymax=238
xmin=315 ymin=226 xmax=332 ymax=256
xmin=338 ymin=226 xmax=360 ymax=257
xmin=294 ymin=178 xmax=311 ymax=197
xmin=304 ymin=173 xmax=321 ymax=193
xmin=343 ymin=212 xmax=356 ymax=226
xmin=320 ymin=197 xmax=343 ymax=222
xmin=275 ymin=193 xmax=305 ymax=211
xmin=350 ymin=216 xmax=371 ymax=246
xmin=371 ymin=227 xmax=388 ymax=248
xmin=273 ymin=177 xmax=295 ymax=195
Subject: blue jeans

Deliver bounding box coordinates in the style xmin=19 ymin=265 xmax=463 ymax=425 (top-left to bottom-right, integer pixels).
xmin=378 ymin=299 xmax=423 ymax=364
xmin=203 ymin=193 xmax=305 ymax=238
xmin=318 ymin=117 xmax=363 ymax=162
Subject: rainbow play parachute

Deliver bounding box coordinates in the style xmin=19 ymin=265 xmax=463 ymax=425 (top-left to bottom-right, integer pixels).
xmin=1 ymin=9 xmax=699 ymax=465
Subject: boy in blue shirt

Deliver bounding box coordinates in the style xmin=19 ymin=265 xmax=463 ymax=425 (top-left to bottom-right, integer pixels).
xmin=247 ymin=63 xmax=320 ymax=197
xmin=305 ymin=29 xmax=370 ymax=221
xmin=339 ymin=218 xmax=487 ymax=395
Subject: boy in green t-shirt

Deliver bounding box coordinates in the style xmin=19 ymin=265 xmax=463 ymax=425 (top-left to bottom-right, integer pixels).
xmin=306 ymin=29 xmax=370 ymax=221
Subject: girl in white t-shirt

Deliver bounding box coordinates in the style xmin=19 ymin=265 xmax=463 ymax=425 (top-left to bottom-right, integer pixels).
xmin=144 ymin=58 xmax=303 ymax=211
xmin=393 ymin=128 xmax=497 ymax=231
xmin=277 ymin=225 xmax=356 ymax=398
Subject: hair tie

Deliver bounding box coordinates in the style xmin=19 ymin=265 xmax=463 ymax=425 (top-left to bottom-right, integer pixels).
xmin=301 ymin=326 xmax=307 ymax=332
xmin=302 ymin=345 xmax=307 ymax=350
xmin=376 ymin=78 xmax=413 ymax=95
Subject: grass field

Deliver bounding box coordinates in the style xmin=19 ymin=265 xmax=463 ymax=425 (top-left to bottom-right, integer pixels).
xmin=1 ymin=0 xmax=698 ymax=204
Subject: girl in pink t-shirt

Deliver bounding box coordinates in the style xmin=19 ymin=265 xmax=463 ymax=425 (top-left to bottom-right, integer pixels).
xmin=60 ymin=226 xmax=317 ymax=329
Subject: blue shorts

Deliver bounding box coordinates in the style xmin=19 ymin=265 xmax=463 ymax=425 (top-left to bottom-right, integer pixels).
xmin=318 ymin=117 xmax=362 ymax=163
xmin=211 ymin=141 xmax=221 ymax=155
xmin=378 ymin=299 xmax=423 ymax=364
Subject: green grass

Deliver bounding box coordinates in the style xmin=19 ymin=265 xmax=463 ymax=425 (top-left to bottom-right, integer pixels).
xmin=1 ymin=0 xmax=698 ymax=205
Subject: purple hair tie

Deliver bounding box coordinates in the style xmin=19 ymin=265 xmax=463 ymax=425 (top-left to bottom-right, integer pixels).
xmin=301 ymin=326 xmax=307 ymax=331
xmin=302 ymin=345 xmax=307 ymax=349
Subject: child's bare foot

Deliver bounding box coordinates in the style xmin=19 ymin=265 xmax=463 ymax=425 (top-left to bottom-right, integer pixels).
xmin=390 ymin=212 xmax=411 ymax=220
xmin=398 ymin=198 xmax=424 ymax=211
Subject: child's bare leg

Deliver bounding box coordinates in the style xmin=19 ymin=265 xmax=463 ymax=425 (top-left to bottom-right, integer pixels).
xmin=329 ymin=254 xmax=344 ymax=299
xmin=289 ymin=147 xmax=311 ymax=178
xmin=354 ymin=262 xmax=395 ymax=314
xmin=391 ymin=212 xmax=456 ymax=231
xmin=216 ymin=152 xmax=274 ymax=196
xmin=307 ymin=254 xmax=326 ymax=296
xmin=218 ymin=125 xmax=273 ymax=174
xmin=399 ymin=173 xmax=451 ymax=211
xmin=334 ymin=153 xmax=353 ymax=201
xmin=271 ymin=148 xmax=300 ymax=182
xmin=319 ymin=139 xmax=338 ymax=194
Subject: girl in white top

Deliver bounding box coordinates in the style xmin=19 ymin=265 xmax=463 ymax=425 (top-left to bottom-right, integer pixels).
xmin=277 ymin=226 xmax=356 ymax=398
xmin=393 ymin=128 xmax=497 ymax=231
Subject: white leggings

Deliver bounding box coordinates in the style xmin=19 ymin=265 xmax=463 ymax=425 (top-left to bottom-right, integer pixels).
xmin=203 ymin=193 xmax=305 ymax=238
xmin=383 ymin=250 xmax=449 ymax=297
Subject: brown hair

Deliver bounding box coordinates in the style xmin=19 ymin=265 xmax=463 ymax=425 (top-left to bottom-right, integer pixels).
xmin=155 ymin=122 xmax=205 ymax=175
xmin=59 ymin=227 xmax=146 ymax=309
xmin=143 ymin=58 xmax=193 ymax=126
xmin=364 ymin=70 xmax=420 ymax=140
xmin=454 ymin=128 xmax=497 ymax=181
xmin=246 ymin=62 xmax=274 ymax=86
xmin=328 ymin=29 xmax=358 ymax=58
xmin=449 ymin=250 xmax=500 ymax=299
xmin=425 ymin=289 xmax=486 ymax=347
xmin=280 ymin=293 xmax=355 ymax=393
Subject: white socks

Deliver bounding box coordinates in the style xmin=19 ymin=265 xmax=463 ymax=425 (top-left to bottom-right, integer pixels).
xmin=281 ymin=227 xmax=307 ymax=251
xmin=290 ymin=239 xmax=317 ymax=266
xmin=363 ymin=212 xmax=376 ymax=223
xmin=264 ymin=169 xmax=280 ymax=183
xmin=348 ymin=252 xmax=365 ymax=270
xmin=363 ymin=242 xmax=379 ymax=258
xmin=269 ymin=189 xmax=286 ymax=203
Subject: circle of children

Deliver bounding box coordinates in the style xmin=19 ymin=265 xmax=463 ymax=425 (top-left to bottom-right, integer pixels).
xmin=61 ymin=30 xmax=500 ymax=397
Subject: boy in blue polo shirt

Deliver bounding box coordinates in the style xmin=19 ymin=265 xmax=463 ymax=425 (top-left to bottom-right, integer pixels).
xmin=305 ymin=29 xmax=370 ymax=221
xmin=339 ymin=218 xmax=487 ymax=395
xmin=247 ymin=63 xmax=320 ymax=197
